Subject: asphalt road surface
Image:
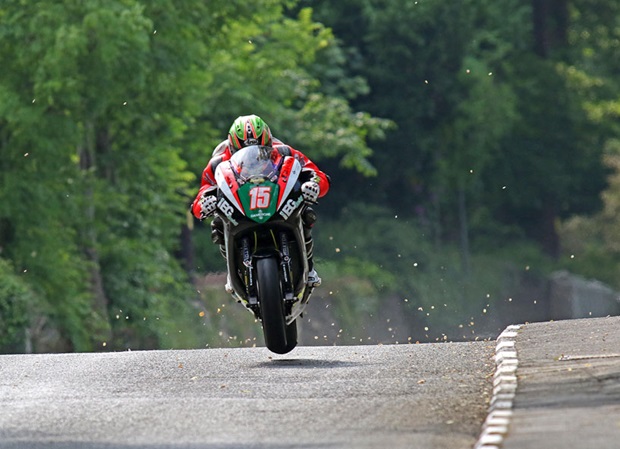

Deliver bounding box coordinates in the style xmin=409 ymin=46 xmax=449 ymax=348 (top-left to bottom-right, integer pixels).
xmin=503 ymin=316 xmax=620 ymax=449
xmin=0 ymin=342 xmax=495 ymax=449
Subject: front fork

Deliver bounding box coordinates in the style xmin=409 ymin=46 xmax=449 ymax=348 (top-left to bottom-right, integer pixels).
xmin=241 ymin=237 xmax=258 ymax=310
xmin=243 ymin=232 xmax=295 ymax=298
xmin=240 ymin=232 xmax=296 ymax=318
xmin=226 ymin=220 xmax=310 ymax=321
xmin=279 ymin=232 xmax=295 ymax=302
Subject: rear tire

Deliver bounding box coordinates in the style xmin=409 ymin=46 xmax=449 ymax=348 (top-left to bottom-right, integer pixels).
xmin=256 ymin=257 xmax=292 ymax=354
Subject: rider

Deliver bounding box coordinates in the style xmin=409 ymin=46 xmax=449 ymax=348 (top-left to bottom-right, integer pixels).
xmin=191 ymin=114 xmax=330 ymax=288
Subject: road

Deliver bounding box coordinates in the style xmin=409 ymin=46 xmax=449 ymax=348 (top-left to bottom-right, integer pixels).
xmin=0 ymin=342 xmax=494 ymax=449
xmin=501 ymin=316 xmax=620 ymax=449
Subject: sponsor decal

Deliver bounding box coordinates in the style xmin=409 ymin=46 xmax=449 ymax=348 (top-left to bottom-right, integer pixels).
xmin=249 ymin=185 xmax=272 ymax=210
xmin=280 ymin=195 xmax=303 ymax=220
xmin=238 ymin=181 xmax=278 ymax=223
xmin=217 ymin=197 xmax=238 ymax=226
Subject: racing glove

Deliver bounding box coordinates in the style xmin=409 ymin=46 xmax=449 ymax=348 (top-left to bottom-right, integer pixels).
xmin=199 ymin=194 xmax=217 ymax=219
xmin=301 ymin=181 xmax=320 ymax=203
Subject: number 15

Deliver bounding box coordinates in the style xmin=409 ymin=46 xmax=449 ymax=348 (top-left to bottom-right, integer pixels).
xmin=249 ymin=186 xmax=271 ymax=209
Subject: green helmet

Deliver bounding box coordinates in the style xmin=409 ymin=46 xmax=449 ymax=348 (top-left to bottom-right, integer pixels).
xmin=228 ymin=114 xmax=272 ymax=152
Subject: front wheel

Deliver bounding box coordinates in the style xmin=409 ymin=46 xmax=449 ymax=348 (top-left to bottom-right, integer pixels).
xmin=256 ymin=257 xmax=295 ymax=354
xmin=284 ymin=319 xmax=298 ymax=353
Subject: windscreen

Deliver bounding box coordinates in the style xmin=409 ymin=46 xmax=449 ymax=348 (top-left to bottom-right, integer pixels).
xmin=230 ymin=145 xmax=278 ymax=182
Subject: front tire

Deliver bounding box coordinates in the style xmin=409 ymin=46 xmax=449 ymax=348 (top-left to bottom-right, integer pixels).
xmin=256 ymin=257 xmax=293 ymax=354
xmin=284 ymin=319 xmax=298 ymax=353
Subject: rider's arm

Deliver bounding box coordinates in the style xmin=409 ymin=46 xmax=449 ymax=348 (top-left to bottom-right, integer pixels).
xmin=200 ymin=141 xmax=231 ymax=187
xmin=276 ymin=145 xmax=330 ymax=198
xmin=191 ymin=142 xmax=232 ymax=219
xmin=191 ymin=184 xmax=218 ymax=219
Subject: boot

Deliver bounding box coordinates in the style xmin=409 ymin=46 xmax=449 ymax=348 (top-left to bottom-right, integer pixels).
xmin=211 ymin=216 xmax=224 ymax=245
xmin=307 ymin=265 xmax=322 ymax=287
xmin=302 ymin=207 xmax=320 ymax=286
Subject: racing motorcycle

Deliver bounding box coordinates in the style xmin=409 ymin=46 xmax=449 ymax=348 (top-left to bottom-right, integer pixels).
xmin=212 ymin=145 xmax=318 ymax=354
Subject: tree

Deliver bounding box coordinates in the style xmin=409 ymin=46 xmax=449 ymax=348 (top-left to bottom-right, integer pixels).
xmin=483 ymin=1 xmax=610 ymax=257
xmin=0 ymin=0 xmax=219 ymax=350
xmin=0 ymin=0 xmax=391 ymax=352
xmin=305 ymin=1 xmax=524 ymax=263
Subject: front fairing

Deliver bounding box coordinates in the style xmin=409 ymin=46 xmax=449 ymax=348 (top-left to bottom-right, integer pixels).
xmin=215 ymin=145 xmax=302 ymax=223
xmin=237 ymin=180 xmax=279 ymax=224
xmin=214 ymin=145 xmax=311 ymax=323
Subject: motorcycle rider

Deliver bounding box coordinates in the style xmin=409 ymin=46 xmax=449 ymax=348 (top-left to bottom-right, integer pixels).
xmin=191 ymin=114 xmax=330 ymax=290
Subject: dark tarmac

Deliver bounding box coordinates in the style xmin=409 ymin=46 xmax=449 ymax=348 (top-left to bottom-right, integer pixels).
xmin=480 ymin=316 xmax=620 ymax=449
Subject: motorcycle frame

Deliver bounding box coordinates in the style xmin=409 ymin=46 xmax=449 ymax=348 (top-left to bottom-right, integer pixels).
xmin=217 ymin=200 xmax=311 ymax=325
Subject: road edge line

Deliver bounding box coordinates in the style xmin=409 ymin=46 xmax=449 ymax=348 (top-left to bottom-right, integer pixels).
xmin=474 ymin=324 xmax=522 ymax=449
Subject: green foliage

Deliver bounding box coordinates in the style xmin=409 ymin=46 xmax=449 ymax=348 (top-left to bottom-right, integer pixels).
xmin=193 ymin=274 xmax=263 ymax=349
xmin=0 ymin=116 xmax=97 ymax=350
xmin=559 ymin=142 xmax=620 ymax=289
xmin=435 ymin=56 xmax=517 ymax=191
xmin=317 ymin=202 xmax=430 ymax=292
xmin=294 ymin=94 xmax=393 ymax=175
xmin=188 ymin=5 xmax=387 ymax=170
xmin=0 ymin=258 xmax=33 ymax=353
xmin=486 ymin=55 xmax=605 ymax=218
xmin=2 ymin=0 xmax=620 ymax=352
xmin=318 ymin=204 xmax=553 ymax=338
xmin=100 ymin=240 xmax=202 ymax=349
xmin=318 ymin=260 xmax=384 ymax=336
xmin=0 ymin=0 xmax=388 ymax=352
xmin=0 ymin=0 xmax=216 ymax=350
xmin=306 ymin=0 xmax=612 ymax=263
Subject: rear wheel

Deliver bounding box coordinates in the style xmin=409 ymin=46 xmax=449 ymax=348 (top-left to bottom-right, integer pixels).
xmin=256 ymin=257 xmax=294 ymax=354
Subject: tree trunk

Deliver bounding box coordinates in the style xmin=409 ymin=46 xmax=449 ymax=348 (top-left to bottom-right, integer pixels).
xmin=79 ymin=121 xmax=112 ymax=342
xmin=531 ymin=0 xmax=567 ymax=259
xmin=540 ymin=198 xmax=560 ymax=259
xmin=458 ymin=185 xmax=471 ymax=276
xmin=532 ymin=0 xmax=569 ymax=57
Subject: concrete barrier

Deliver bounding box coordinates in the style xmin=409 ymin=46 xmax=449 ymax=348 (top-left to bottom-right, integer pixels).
xmin=549 ymin=270 xmax=620 ymax=320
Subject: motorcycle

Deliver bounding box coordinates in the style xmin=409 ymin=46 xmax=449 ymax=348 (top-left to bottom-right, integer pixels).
xmin=212 ymin=145 xmax=318 ymax=354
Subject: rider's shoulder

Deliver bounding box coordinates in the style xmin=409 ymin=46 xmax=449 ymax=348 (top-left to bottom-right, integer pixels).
xmin=211 ymin=140 xmax=231 ymax=157
xmin=273 ymin=144 xmax=292 ymax=157
xmin=272 ymin=139 xmax=297 ymax=157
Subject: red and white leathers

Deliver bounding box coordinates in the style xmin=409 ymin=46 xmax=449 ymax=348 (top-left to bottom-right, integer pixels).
xmin=191 ymin=137 xmax=330 ymax=219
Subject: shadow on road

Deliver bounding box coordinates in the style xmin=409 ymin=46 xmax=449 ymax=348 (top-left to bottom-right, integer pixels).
xmin=251 ymin=358 xmax=365 ymax=370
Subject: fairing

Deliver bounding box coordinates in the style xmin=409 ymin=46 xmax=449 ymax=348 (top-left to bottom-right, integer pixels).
xmin=217 ymin=145 xmax=302 ymax=223
xmin=214 ymin=145 xmax=311 ymax=325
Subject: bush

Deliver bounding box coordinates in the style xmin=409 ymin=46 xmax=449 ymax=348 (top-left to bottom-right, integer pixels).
xmin=0 ymin=258 xmax=33 ymax=353
xmin=316 ymin=203 xmax=556 ymax=340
